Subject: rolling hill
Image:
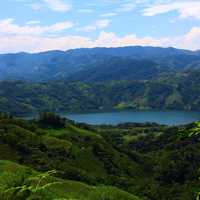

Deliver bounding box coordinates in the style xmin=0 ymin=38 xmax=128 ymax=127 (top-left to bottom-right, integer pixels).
xmin=0 ymin=113 xmax=199 ymax=199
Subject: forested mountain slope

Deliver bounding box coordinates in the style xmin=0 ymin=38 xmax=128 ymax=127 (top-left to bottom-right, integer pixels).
xmin=0 ymin=70 xmax=200 ymax=115
xmin=68 ymin=58 xmax=163 ymax=82
xmin=0 ymin=46 xmax=200 ymax=81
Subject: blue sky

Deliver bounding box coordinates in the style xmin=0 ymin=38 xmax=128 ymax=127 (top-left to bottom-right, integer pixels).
xmin=1 ymin=0 xmax=200 ymax=52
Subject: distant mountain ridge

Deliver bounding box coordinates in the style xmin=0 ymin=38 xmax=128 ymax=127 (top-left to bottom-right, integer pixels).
xmin=0 ymin=46 xmax=200 ymax=81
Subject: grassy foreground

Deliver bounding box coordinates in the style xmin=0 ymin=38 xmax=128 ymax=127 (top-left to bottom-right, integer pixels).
xmin=0 ymin=160 xmax=140 ymax=200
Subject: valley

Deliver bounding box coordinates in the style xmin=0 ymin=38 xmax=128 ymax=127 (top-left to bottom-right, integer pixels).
xmin=0 ymin=46 xmax=200 ymax=200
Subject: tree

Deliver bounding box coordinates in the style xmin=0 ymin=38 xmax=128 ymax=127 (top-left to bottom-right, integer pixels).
xmin=38 ymin=112 xmax=66 ymax=128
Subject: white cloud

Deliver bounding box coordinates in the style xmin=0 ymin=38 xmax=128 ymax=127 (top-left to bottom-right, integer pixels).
xmin=43 ymin=0 xmax=71 ymax=12
xmin=95 ymin=31 xmax=161 ymax=47
xmin=1 ymin=20 xmax=200 ymax=53
xmin=26 ymin=20 xmax=41 ymax=25
xmin=36 ymin=0 xmax=72 ymax=12
xmin=78 ymin=19 xmax=111 ymax=32
xmin=100 ymin=12 xmax=118 ymax=17
xmin=0 ymin=18 xmax=74 ymax=36
xmin=0 ymin=35 xmax=94 ymax=53
xmin=179 ymin=27 xmax=200 ymax=50
xmin=143 ymin=1 xmax=200 ymax=19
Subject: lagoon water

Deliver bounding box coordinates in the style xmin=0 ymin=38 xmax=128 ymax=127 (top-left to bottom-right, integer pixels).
xmin=64 ymin=110 xmax=200 ymax=125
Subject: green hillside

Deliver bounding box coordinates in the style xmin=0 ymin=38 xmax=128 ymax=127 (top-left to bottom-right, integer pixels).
xmin=0 ymin=70 xmax=200 ymax=115
xmin=0 ymin=113 xmax=200 ymax=199
xmin=0 ymin=160 xmax=140 ymax=200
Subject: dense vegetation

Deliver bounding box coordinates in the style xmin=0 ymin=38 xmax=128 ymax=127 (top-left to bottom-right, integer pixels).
xmin=0 ymin=70 xmax=200 ymax=115
xmin=0 ymin=113 xmax=200 ymax=199
xmin=1 ymin=46 xmax=200 ymax=115
xmin=0 ymin=46 xmax=200 ymax=199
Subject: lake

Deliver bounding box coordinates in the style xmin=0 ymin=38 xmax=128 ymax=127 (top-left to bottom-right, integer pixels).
xmin=64 ymin=110 xmax=200 ymax=125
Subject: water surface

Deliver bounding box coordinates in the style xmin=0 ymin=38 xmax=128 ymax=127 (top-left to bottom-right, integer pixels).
xmin=64 ymin=110 xmax=200 ymax=125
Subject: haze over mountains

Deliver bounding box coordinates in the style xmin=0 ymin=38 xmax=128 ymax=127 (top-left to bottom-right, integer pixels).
xmin=0 ymin=46 xmax=200 ymax=82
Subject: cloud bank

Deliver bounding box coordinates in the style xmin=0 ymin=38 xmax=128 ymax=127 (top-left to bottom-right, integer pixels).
xmin=0 ymin=27 xmax=200 ymax=53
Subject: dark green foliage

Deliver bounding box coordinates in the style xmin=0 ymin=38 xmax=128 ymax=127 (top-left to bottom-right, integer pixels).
xmin=0 ymin=112 xmax=12 ymax=119
xmin=1 ymin=70 xmax=200 ymax=115
xmin=38 ymin=112 xmax=66 ymax=128
xmin=68 ymin=58 xmax=161 ymax=82
xmin=0 ymin=114 xmax=200 ymax=199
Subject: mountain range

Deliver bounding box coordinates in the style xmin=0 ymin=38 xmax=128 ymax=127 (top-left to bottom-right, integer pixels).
xmin=0 ymin=46 xmax=200 ymax=82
